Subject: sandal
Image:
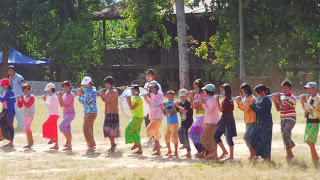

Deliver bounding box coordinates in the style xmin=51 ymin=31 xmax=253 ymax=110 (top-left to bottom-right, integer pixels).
xmin=62 ymin=144 xmax=72 ymax=151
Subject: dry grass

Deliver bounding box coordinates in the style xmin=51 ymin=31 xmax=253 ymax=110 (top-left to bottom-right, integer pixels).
xmin=0 ymin=96 xmax=317 ymax=180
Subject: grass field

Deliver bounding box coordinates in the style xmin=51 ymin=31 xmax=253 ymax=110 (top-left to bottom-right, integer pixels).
xmin=0 ymin=96 xmax=319 ymax=180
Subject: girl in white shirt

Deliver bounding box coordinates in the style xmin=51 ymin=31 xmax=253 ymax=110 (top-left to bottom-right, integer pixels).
xmin=42 ymin=83 xmax=60 ymax=150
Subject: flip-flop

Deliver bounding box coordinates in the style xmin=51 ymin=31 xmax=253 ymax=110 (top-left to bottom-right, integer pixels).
xmin=219 ymin=153 xmax=229 ymax=159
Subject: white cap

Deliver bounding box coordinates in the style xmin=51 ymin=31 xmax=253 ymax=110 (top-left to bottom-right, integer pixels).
xmin=44 ymin=83 xmax=55 ymax=91
xmin=81 ymin=76 xmax=92 ymax=86
xmin=178 ymin=89 xmax=188 ymax=97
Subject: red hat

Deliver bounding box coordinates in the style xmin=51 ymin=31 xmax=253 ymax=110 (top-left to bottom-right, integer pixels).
xmin=0 ymin=78 xmax=10 ymax=87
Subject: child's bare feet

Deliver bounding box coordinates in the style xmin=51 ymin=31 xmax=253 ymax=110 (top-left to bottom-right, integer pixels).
xmin=165 ymin=151 xmax=172 ymax=156
xmin=174 ymin=152 xmax=179 ymax=157
xmin=152 ymin=151 xmax=161 ymax=156
xmin=133 ymin=150 xmax=143 ymax=155
xmin=219 ymin=152 xmax=229 ymax=159
xmin=195 ymin=151 xmax=206 ymax=158
xmin=50 ymin=145 xmax=59 ymax=150
xmin=186 ymin=152 xmax=191 ymax=157
xmin=48 ymin=138 xmax=56 ymax=144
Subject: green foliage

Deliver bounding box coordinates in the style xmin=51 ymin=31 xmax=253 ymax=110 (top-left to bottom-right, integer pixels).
xmin=105 ymin=20 xmax=136 ymax=49
xmin=121 ymin=0 xmax=173 ymax=49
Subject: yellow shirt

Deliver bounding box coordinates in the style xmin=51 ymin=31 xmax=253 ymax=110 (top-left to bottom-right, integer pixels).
xmin=304 ymin=94 xmax=320 ymax=120
xmin=237 ymin=95 xmax=257 ymax=124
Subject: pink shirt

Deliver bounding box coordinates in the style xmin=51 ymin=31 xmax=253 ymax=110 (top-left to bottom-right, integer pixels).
xmin=63 ymin=93 xmax=75 ymax=114
xmin=202 ymin=97 xmax=220 ymax=124
xmin=144 ymin=92 xmax=164 ymax=120
xmin=192 ymin=91 xmax=206 ymax=111
xmin=44 ymin=95 xmax=59 ymax=116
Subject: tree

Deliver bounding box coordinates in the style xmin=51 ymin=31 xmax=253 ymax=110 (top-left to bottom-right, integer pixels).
xmin=176 ymin=0 xmax=190 ymax=89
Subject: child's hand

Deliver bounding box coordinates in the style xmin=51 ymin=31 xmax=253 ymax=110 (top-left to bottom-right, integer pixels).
xmin=125 ymin=96 xmax=131 ymax=102
xmin=57 ymin=92 xmax=62 ymax=98
xmin=199 ymin=98 xmax=204 ymax=105
xmin=77 ymin=88 xmax=84 ymax=96
xmin=20 ymin=95 xmax=24 ymax=99
xmin=235 ymin=96 xmax=241 ymax=104
xmin=43 ymin=95 xmax=46 ymax=101
xmin=146 ymin=93 xmax=151 ymax=98
xmin=250 ymin=98 xmax=255 ymax=104
xmin=175 ymin=101 xmax=179 ymax=107
xmin=16 ymin=97 xmax=20 ymax=101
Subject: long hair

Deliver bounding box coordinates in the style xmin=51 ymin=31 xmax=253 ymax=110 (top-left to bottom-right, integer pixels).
xmin=221 ymin=83 xmax=232 ymax=96
xmin=240 ymin=83 xmax=252 ymax=96
xmin=254 ymin=84 xmax=270 ymax=95
xmin=193 ymin=79 xmax=204 ymax=92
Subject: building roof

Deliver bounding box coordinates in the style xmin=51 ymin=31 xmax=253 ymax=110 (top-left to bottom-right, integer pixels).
xmin=93 ymin=0 xmax=212 ymax=20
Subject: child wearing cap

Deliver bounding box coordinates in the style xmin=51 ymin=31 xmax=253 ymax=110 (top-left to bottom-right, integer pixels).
xmin=57 ymin=81 xmax=75 ymax=151
xmin=300 ymin=82 xmax=320 ymax=166
xmin=17 ymin=83 xmax=35 ymax=149
xmin=271 ymin=80 xmax=296 ymax=164
xmin=214 ymin=83 xmax=237 ymax=160
xmin=144 ymin=69 xmax=162 ymax=145
xmin=189 ymin=79 xmax=206 ymax=158
xmin=0 ymin=78 xmax=16 ymax=147
xmin=144 ymin=80 xmax=164 ymax=156
xmin=78 ymin=76 xmax=98 ymax=152
xmin=42 ymin=83 xmax=60 ymax=150
xmin=125 ymin=84 xmax=144 ymax=154
xmin=175 ymin=89 xmax=193 ymax=157
xmin=162 ymin=90 xmax=179 ymax=157
xmin=99 ymin=76 xmax=120 ymax=152
xmin=198 ymin=84 xmax=220 ymax=160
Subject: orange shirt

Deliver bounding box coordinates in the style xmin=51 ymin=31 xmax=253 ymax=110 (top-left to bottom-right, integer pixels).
xmin=237 ymin=95 xmax=256 ymax=124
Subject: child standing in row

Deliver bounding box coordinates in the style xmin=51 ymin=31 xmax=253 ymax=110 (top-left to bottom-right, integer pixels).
xmin=78 ymin=76 xmax=98 ymax=152
xmin=17 ymin=83 xmax=35 ymax=149
xmin=235 ymin=83 xmax=256 ymax=160
xmin=176 ymin=89 xmax=193 ymax=157
xmin=199 ymin=84 xmax=220 ymax=160
xmin=57 ymin=81 xmax=75 ymax=151
xmin=300 ymin=82 xmax=320 ymax=167
xmin=99 ymin=76 xmax=120 ymax=151
xmin=214 ymin=84 xmax=237 ymax=160
xmin=162 ymin=90 xmax=179 ymax=157
xmin=42 ymin=83 xmax=60 ymax=150
xmin=144 ymin=80 xmax=164 ymax=156
xmin=189 ymin=79 xmax=206 ymax=158
xmin=125 ymin=85 xmax=144 ymax=154
xmin=0 ymin=78 xmax=16 ymax=148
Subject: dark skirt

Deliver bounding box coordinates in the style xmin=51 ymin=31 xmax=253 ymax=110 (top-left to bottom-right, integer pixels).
xmin=0 ymin=109 xmax=15 ymax=141
xmin=250 ymin=123 xmax=273 ymax=160
xmin=103 ymin=113 xmax=120 ymax=138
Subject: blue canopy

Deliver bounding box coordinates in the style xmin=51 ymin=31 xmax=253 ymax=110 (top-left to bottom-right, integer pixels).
xmin=0 ymin=46 xmax=52 ymax=66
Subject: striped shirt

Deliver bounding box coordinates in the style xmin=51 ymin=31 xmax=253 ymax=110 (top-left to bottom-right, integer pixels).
xmin=279 ymin=92 xmax=296 ymax=121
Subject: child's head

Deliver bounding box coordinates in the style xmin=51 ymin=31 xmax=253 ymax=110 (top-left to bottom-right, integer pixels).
xmin=240 ymin=83 xmax=252 ymax=96
xmin=145 ymin=69 xmax=155 ymax=82
xmin=81 ymin=76 xmax=93 ymax=88
xmin=130 ymin=84 xmax=140 ymax=95
xmin=193 ymin=79 xmax=204 ymax=91
xmin=202 ymin=84 xmax=215 ymax=96
xmin=104 ymin=76 xmax=115 ymax=87
xmin=0 ymin=78 xmax=12 ymax=90
xmin=62 ymin=80 xmax=72 ymax=91
xmin=220 ymin=83 xmax=231 ymax=96
xmin=22 ymin=83 xmax=31 ymax=94
xmin=304 ymin=82 xmax=317 ymax=94
xmin=148 ymin=80 xmax=159 ymax=92
xmin=44 ymin=83 xmax=55 ymax=94
xmin=7 ymin=65 xmax=15 ymax=77
xmin=166 ymin=90 xmax=175 ymax=100
xmin=178 ymin=89 xmax=188 ymax=100
xmin=281 ymin=80 xmax=292 ymax=93
xmin=254 ymin=84 xmax=270 ymax=97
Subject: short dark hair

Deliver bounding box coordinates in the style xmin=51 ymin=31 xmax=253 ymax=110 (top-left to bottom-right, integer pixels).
xmin=193 ymin=79 xmax=204 ymax=92
xmin=254 ymin=84 xmax=270 ymax=95
xmin=146 ymin=69 xmax=155 ymax=75
xmin=22 ymin=83 xmax=31 ymax=91
xmin=62 ymin=80 xmax=71 ymax=87
xmin=51 ymin=88 xmax=56 ymax=93
xmin=7 ymin=65 xmax=15 ymax=71
xmin=205 ymin=89 xmax=215 ymax=95
xmin=104 ymin=76 xmax=115 ymax=85
xmin=240 ymin=83 xmax=252 ymax=96
xmin=221 ymin=83 xmax=232 ymax=96
xmin=281 ymin=80 xmax=292 ymax=88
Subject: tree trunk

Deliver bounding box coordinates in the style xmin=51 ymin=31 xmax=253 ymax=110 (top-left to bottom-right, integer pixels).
xmin=2 ymin=46 xmax=9 ymax=78
xmin=239 ymin=0 xmax=246 ymax=83
xmin=175 ymin=0 xmax=190 ymax=89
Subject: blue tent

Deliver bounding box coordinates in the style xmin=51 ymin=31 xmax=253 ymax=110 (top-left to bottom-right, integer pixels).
xmin=0 ymin=46 xmax=52 ymax=66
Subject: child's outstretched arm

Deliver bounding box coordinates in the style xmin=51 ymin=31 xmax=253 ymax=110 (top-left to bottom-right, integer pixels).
xmin=126 ymin=96 xmax=139 ymax=110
